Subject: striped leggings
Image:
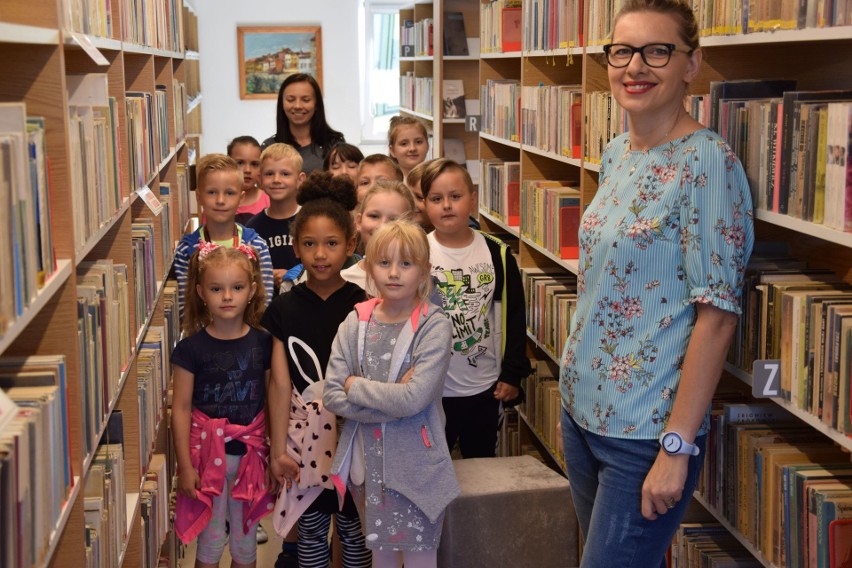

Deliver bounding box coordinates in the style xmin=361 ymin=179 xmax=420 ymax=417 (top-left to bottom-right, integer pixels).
xmin=297 ymin=508 xmax=372 ymax=568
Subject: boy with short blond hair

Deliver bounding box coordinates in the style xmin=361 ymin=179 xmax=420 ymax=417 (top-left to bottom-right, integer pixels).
xmin=246 ymin=143 xmax=306 ymax=293
xmin=174 ymin=153 xmax=274 ymax=317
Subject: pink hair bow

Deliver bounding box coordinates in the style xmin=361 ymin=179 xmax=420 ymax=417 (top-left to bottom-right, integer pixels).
xmin=196 ymin=241 xmax=258 ymax=261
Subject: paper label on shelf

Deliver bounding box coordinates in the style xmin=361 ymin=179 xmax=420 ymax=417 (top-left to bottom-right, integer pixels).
xmin=69 ymin=31 xmax=109 ymax=66
xmin=751 ymin=359 xmax=781 ymax=399
xmin=137 ymin=185 xmax=164 ymax=216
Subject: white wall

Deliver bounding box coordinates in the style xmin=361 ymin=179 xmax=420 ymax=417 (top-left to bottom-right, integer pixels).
xmin=195 ymin=0 xmax=362 ymax=154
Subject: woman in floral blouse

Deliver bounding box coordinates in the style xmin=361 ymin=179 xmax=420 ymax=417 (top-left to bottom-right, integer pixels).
xmin=558 ymin=1 xmax=754 ymax=566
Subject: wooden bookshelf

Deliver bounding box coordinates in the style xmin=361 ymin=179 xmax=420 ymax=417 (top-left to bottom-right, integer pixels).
xmin=0 ymin=0 xmax=197 ymax=564
xmin=399 ymin=0 xmax=480 ymax=161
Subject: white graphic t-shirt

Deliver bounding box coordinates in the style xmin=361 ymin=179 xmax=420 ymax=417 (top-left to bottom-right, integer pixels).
xmin=428 ymin=231 xmax=498 ymax=397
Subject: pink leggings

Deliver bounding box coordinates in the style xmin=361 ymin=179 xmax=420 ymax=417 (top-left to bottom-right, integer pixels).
xmin=195 ymin=454 xmax=258 ymax=565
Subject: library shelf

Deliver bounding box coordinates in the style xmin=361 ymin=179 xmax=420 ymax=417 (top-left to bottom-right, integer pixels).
xmin=185 ymin=49 xmax=199 ymax=60
xmin=187 ymin=93 xmax=202 ymax=113
xmin=41 ymin=475 xmax=83 ymax=567
xmin=399 ymin=107 xmax=434 ymax=121
xmin=479 ymin=130 xmax=520 ymax=149
xmin=478 ymin=209 xmax=519 ymax=237
xmin=526 ymin=330 xmax=559 ymax=364
xmin=699 ymin=25 xmax=852 ymax=47
xmin=0 ymin=21 xmax=59 ymax=44
xmin=118 ymin=491 xmax=142 ymax=566
xmin=524 ymin=46 xmax=584 ymax=58
xmin=583 ymin=161 xmax=601 ymax=172
xmin=724 ymin=364 xmax=852 ymax=453
xmin=584 ymin=44 xmax=604 ymax=53
xmin=521 ymin=143 xmax=582 ymax=167
xmin=481 ymin=51 xmax=522 ymax=59
xmin=0 ymin=258 xmax=72 ymax=354
xmin=520 ymin=235 xmax=579 ymax=275
xmin=517 ymin=410 xmax=567 ymax=475
xmin=444 ymin=54 xmax=479 ymax=61
xmin=443 ymin=117 xmax=466 ymax=124
xmin=755 ymin=209 xmax=852 ymax=248
xmin=82 ymin=275 xmax=171 ymax=475
xmin=63 ymin=32 xmax=123 ymax=52
xmin=691 ymin=493 xmax=779 ymax=568
xmin=75 ymin=196 xmax=132 ymax=263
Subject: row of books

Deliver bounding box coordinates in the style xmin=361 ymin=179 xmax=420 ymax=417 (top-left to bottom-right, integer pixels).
xmin=480 ymin=0 xmax=522 ymax=53
xmin=521 ymin=180 xmax=581 ymax=260
xmin=687 ymin=0 xmax=852 ymax=36
xmin=481 ymin=79 xmax=520 ymax=142
xmin=697 ymin=400 xmax=852 ymax=567
xmin=399 ymin=72 xmax=433 ymax=117
xmin=479 ymin=159 xmax=519 ymax=226
xmin=522 ymin=0 xmax=583 ymax=51
xmin=85 ymin=412 xmax=128 ymax=568
xmin=698 ymin=81 xmax=852 ymax=231
xmin=401 ymin=17 xmax=433 ymax=58
xmin=518 ymin=359 xmax=565 ymax=467
xmin=522 ymin=267 xmax=577 ymax=358
xmin=520 ymin=84 xmax=582 ymax=158
xmin=0 ymin=104 xmax=57 ymax=341
xmin=138 ymin=327 xmax=168 ymax=479
xmin=182 ymin=4 xmax=198 ymax=52
xmin=670 ymin=523 xmax=762 ymax=567
xmin=77 ymin=259 xmax=132 ymax=460
xmin=67 ymin=74 xmax=123 ymax=255
xmin=727 ymin=249 xmax=852 ymax=433
xmin=0 ymin=355 xmax=72 ymax=568
xmin=185 ymin=59 xmax=200 ymax=100
xmin=173 ymin=80 xmax=187 ymax=145
xmin=120 ymin=0 xmax=184 ymax=52
xmin=65 ymin=0 xmax=112 ymax=38
xmin=127 ymin=90 xmax=167 ymax=195
xmin=583 ymin=91 xmax=626 ymax=164
xmin=140 ymin=454 xmax=170 ymax=568
xmin=132 ymin=220 xmax=160 ymax=327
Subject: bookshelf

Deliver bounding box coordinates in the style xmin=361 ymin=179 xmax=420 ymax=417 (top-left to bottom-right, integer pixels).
xmin=0 ymin=0 xmax=197 ymax=565
xmin=399 ymin=0 xmax=480 ymax=164
xmin=474 ymin=2 xmax=852 ymax=565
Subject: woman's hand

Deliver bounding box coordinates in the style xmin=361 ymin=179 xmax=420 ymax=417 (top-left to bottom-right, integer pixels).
xmin=641 ymin=451 xmax=689 ymax=520
xmin=270 ymin=452 xmax=301 ymax=491
xmin=177 ymin=468 xmax=201 ymax=500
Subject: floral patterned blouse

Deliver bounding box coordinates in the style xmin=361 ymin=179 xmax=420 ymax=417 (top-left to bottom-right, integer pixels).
xmin=559 ymin=128 xmax=754 ymax=439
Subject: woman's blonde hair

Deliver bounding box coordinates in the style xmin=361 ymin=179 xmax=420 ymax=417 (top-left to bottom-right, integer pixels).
xmin=183 ymin=245 xmax=266 ymax=335
xmin=365 ymin=220 xmax=432 ymax=301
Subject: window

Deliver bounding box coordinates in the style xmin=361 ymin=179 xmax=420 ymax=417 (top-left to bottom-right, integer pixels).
xmin=360 ymin=1 xmax=405 ymax=144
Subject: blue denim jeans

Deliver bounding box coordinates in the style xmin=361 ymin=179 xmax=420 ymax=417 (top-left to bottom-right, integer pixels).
xmin=561 ymin=408 xmax=706 ymax=568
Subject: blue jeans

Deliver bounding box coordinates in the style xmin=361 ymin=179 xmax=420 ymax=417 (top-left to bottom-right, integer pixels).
xmin=561 ymin=408 xmax=706 ymax=568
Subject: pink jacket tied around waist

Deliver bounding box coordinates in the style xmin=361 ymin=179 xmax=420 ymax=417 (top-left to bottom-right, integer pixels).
xmin=175 ymin=409 xmax=274 ymax=543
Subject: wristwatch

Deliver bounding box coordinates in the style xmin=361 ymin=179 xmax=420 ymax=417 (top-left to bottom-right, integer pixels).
xmin=659 ymin=431 xmax=700 ymax=456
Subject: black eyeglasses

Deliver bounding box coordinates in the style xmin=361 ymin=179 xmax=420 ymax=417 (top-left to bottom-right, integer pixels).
xmin=602 ymin=43 xmax=691 ymax=68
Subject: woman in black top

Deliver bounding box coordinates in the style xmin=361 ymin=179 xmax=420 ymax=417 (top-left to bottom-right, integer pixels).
xmin=262 ymin=73 xmax=345 ymax=174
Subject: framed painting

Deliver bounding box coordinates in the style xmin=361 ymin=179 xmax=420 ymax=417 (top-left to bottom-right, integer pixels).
xmin=237 ymin=26 xmax=322 ymax=100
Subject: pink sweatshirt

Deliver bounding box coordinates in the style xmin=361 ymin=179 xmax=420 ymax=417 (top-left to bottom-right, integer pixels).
xmin=174 ymin=409 xmax=274 ymax=543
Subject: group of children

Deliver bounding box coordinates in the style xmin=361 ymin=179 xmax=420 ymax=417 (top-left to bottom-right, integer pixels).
xmin=170 ymin=115 xmax=531 ymax=568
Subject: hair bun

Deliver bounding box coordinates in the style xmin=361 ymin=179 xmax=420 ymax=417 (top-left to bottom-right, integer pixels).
xmin=297 ymin=170 xmax=358 ymax=212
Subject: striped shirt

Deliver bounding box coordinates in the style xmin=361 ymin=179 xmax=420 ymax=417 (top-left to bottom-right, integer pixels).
xmin=559 ymin=129 xmax=754 ymax=439
xmin=174 ymin=224 xmax=274 ymax=319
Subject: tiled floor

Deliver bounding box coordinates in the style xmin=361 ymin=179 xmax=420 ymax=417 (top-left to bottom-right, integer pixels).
xmin=181 ymin=517 xmax=285 ymax=567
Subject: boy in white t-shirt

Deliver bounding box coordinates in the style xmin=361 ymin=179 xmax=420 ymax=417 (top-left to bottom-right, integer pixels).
xmin=422 ymin=158 xmax=531 ymax=457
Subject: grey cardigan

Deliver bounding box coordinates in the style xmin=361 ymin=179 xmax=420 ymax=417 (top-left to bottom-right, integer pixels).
xmin=323 ymin=299 xmax=460 ymax=522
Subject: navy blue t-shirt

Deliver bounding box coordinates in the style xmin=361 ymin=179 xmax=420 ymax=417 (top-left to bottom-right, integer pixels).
xmin=246 ymin=210 xmax=299 ymax=273
xmin=171 ymin=326 xmax=272 ymax=454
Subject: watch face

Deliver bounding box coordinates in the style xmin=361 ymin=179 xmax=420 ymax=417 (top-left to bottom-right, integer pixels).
xmin=663 ymin=433 xmax=682 ymax=453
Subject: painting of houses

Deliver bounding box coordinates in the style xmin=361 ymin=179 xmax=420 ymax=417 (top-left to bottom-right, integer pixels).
xmin=237 ymin=26 xmax=322 ymax=99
